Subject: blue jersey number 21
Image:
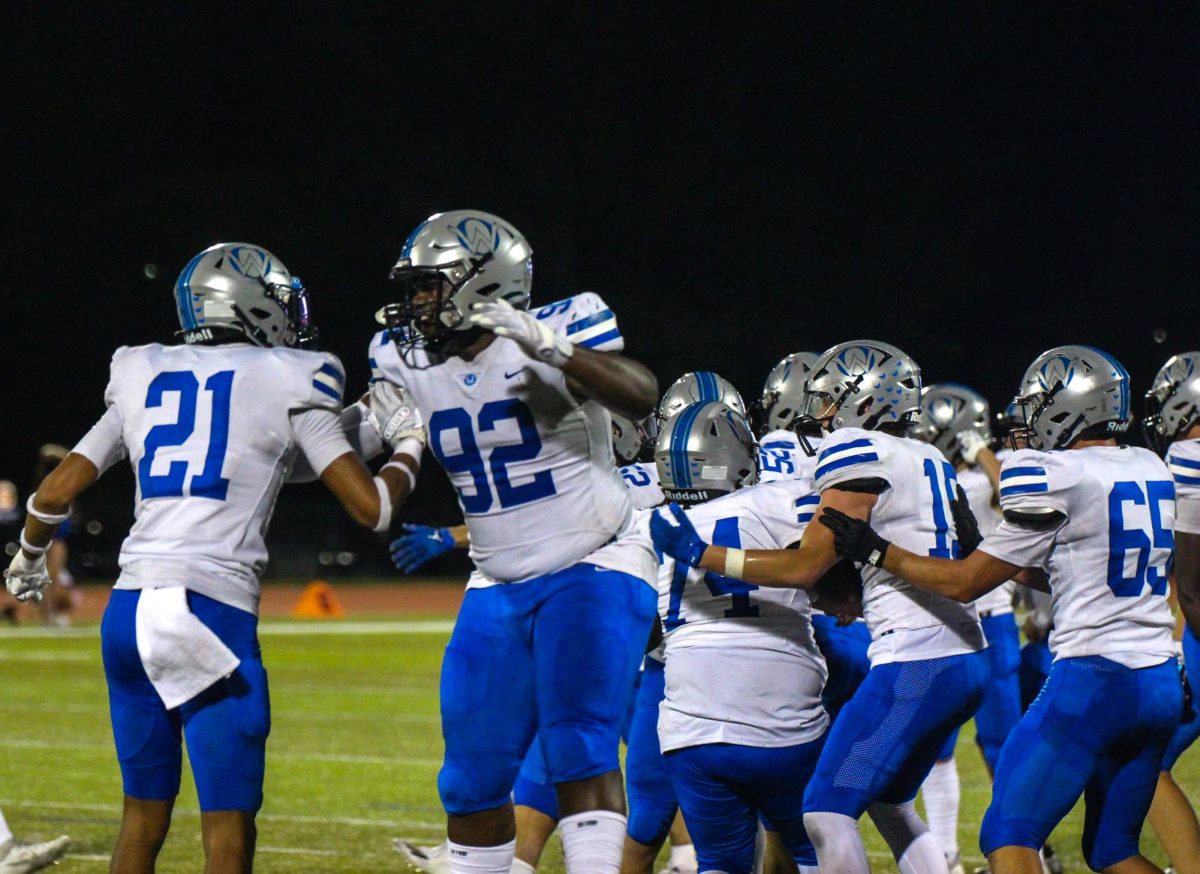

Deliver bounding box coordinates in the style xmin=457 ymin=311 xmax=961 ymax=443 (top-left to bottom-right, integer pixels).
xmin=139 ymin=370 xmax=234 ymax=501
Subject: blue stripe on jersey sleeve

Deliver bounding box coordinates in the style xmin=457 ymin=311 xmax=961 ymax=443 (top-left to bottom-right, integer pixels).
xmin=999 ymin=482 xmax=1050 ymax=497
xmin=579 ymin=327 xmax=622 ymax=349
xmin=318 ymin=362 xmax=345 ymax=385
xmin=1000 ymin=465 xmax=1047 ymax=480
xmin=1172 ymin=471 xmax=1200 ymax=486
xmin=817 ymin=438 xmax=873 ymax=462
xmin=795 ymin=495 xmax=821 ymax=506
xmin=566 ymin=308 xmax=615 ymax=335
xmin=1170 ymin=454 xmax=1200 ymax=470
xmin=814 ymin=452 xmax=880 ymax=481
xmin=313 ymin=380 xmax=342 ymax=401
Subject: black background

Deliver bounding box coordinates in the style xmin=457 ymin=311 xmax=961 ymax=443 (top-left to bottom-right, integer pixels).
xmin=4 ymin=5 xmax=1196 ymax=578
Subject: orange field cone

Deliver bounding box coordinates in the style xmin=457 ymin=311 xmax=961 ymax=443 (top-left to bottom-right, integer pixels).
xmin=291 ymin=581 xmax=346 ymax=619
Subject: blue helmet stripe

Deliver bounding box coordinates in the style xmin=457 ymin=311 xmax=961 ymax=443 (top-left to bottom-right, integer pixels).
xmin=695 ymin=371 xmax=720 ymax=402
xmin=1086 ymin=346 xmax=1130 ymax=421
xmin=175 ymin=251 xmax=206 ymax=330
xmin=400 ymin=220 xmax=431 ymax=258
xmin=670 ymin=402 xmax=707 ymax=489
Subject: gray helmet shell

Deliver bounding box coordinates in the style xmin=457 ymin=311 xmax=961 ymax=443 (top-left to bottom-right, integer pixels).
xmin=799 ymin=340 xmax=922 ymax=432
xmin=382 ymin=210 xmax=533 ymax=345
xmin=174 ymin=243 xmax=314 ymax=348
xmin=1013 ymin=345 xmax=1131 ymax=450
xmin=1144 ymin=351 xmax=1200 ymax=454
xmin=657 ymin=372 xmax=746 ymax=427
xmin=611 ymin=412 xmax=659 ymax=465
xmin=655 ymin=402 xmax=759 ymax=504
xmin=755 ymin=351 xmax=821 ymax=435
xmin=911 ymin=383 xmax=992 ymax=463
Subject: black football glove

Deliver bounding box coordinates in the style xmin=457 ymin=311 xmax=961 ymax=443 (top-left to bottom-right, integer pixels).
xmin=818 ymin=507 xmax=891 ymax=567
xmin=950 ymin=484 xmax=983 ymax=557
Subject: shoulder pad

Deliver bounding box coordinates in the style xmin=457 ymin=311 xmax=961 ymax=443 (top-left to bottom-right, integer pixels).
xmin=1002 ymin=506 xmax=1067 ymax=530
xmin=1168 ymin=439 xmax=1200 ymax=490
xmin=284 ymin=349 xmax=345 ymax=413
xmin=997 ymin=448 xmax=1077 ymax=515
xmin=814 ymin=428 xmax=888 ymax=490
xmin=533 ymin=292 xmax=623 ymax=352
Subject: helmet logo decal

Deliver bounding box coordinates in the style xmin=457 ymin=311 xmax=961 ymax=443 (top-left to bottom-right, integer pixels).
xmin=1037 ymin=355 xmax=1076 ymax=391
xmin=226 ymin=246 xmax=274 ymax=278
xmin=454 ymin=219 xmax=502 ymax=256
xmin=835 ymin=346 xmax=879 ymax=377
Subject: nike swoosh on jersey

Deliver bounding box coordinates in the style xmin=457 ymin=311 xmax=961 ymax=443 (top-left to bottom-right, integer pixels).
xmin=505 ymin=368 xmax=526 ymax=379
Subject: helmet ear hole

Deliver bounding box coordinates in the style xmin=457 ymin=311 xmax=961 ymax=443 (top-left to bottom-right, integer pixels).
xmin=249 ymin=307 xmax=271 ymax=320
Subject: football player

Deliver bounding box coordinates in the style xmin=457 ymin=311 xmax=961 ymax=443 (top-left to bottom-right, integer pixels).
xmin=1143 ymin=351 xmax=1200 ymax=874
xmin=652 ymin=340 xmax=990 ymax=874
xmin=820 ymin=345 xmax=1182 ymax=874
xmin=911 ymin=383 xmax=1024 ymax=874
xmin=653 ymin=401 xmax=825 ymax=874
xmin=657 ymin=373 xmax=746 ymax=426
xmin=371 ymin=211 xmax=659 ymax=874
xmin=751 ymin=352 xmax=820 ymax=481
xmin=3 ymin=244 xmax=422 ymax=874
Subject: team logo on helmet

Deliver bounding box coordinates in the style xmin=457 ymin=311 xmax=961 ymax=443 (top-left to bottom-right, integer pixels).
xmin=928 ymin=394 xmax=962 ymax=425
xmin=226 ymin=246 xmax=274 ymax=278
xmin=453 ymin=218 xmax=503 ymax=256
xmin=835 ymin=346 xmax=880 ymax=377
xmin=1036 ymin=355 xmax=1076 ymax=391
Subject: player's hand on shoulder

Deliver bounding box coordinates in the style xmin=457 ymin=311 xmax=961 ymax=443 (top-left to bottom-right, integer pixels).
xmin=368 ymin=381 xmax=426 ymax=449
xmin=650 ymin=503 xmax=708 ymax=567
xmin=468 ymin=299 xmax=574 ymax=368
xmin=818 ymin=507 xmax=890 ymax=567
xmin=950 ymin=484 xmax=983 ymax=556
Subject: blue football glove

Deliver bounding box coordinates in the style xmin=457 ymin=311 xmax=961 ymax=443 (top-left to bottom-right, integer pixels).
xmin=649 ymin=503 xmax=709 ymax=567
xmin=390 ymin=524 xmax=457 ymax=573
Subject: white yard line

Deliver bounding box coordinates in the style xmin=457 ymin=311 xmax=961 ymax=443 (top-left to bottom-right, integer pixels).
xmin=0 ymin=649 xmax=93 ymax=661
xmin=0 ymin=619 xmax=453 ymax=640
xmin=0 ymin=737 xmax=441 ymax=767
xmin=0 ymin=798 xmax=443 ymax=831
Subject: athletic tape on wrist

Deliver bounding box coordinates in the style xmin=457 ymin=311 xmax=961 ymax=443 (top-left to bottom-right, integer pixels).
xmin=393 ymin=436 xmax=424 ymax=460
xmin=724 ymin=548 xmax=746 ymax=578
xmin=26 ymin=495 xmax=69 ymax=526
xmin=19 ymin=531 xmax=49 ymax=556
xmin=373 ymin=478 xmax=393 ymax=533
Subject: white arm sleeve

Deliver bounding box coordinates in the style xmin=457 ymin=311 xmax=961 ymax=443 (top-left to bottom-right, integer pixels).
xmin=343 ymin=399 xmax=385 ymax=460
xmin=290 ymin=408 xmax=355 ymax=478
xmin=71 ymin=405 xmax=127 ymax=475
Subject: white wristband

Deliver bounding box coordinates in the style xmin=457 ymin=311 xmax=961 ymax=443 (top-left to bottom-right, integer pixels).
xmin=373 ymin=477 xmax=393 ymax=534
xmin=381 ymin=461 xmax=417 ymax=493
xmin=724 ymin=548 xmax=746 ymax=579
xmin=26 ymin=495 xmax=70 ymax=526
xmin=19 ymin=531 xmax=49 ymax=556
xmin=393 ymin=436 xmax=424 ymax=461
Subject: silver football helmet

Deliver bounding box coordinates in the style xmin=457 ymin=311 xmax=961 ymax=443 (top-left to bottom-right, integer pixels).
xmin=379 ymin=210 xmax=533 ymax=350
xmin=657 ymin=372 xmax=746 ymax=426
xmin=1011 ymin=345 xmax=1131 ymax=450
xmin=751 ymin=351 xmax=821 ymax=436
xmin=797 ymin=341 xmax=922 ymax=433
xmin=174 ymin=243 xmax=315 ymax=348
xmin=911 ymin=383 xmax=992 ymax=463
xmin=1144 ymin=351 xmax=1200 ymax=454
xmin=655 ymin=402 xmax=758 ymax=504
xmin=611 ymin=412 xmax=659 ymax=465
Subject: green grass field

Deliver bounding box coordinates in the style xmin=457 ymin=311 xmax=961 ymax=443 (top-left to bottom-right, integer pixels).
xmin=1 ymin=618 xmax=1196 ymax=872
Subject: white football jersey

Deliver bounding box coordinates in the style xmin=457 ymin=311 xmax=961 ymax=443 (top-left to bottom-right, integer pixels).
xmin=370 ymin=293 xmax=654 ymax=587
xmin=1167 ymin=439 xmax=1200 ymax=534
xmin=620 ymin=463 xmax=665 ymax=510
xmin=71 ymin=343 xmax=353 ymax=614
xmin=979 ymin=446 xmax=1176 ymax=668
xmin=658 ymin=479 xmax=828 ymax=752
xmin=814 ymin=428 xmax=985 ymax=665
xmin=957 ymin=466 xmax=1016 ymax=616
xmin=757 ymin=430 xmax=818 ymax=483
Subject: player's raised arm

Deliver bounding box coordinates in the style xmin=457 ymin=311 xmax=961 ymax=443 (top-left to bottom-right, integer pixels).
xmin=469 ymin=295 xmax=658 ymax=418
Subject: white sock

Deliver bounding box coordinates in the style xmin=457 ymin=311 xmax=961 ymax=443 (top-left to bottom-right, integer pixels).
xmin=921 ymin=758 xmax=960 ymax=859
xmin=559 ymin=810 xmax=626 ymax=874
xmin=669 ymin=841 xmax=698 ymax=873
xmin=898 ymin=833 xmax=951 ymax=874
xmin=802 ymin=811 xmax=869 ymax=874
xmin=867 ymin=802 xmax=948 ymax=874
xmin=511 ymin=859 xmax=536 ymax=874
xmin=448 ymin=838 xmax=516 ymax=874
xmin=0 ymin=806 xmax=10 ymax=844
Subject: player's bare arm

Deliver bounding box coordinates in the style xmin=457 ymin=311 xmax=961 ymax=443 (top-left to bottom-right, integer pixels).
xmin=652 ymin=486 xmax=875 ymax=588
xmin=16 ymin=453 xmax=99 ymax=554
xmin=559 ymin=347 xmax=658 ymax=419
xmin=1176 ymin=531 xmax=1200 ymax=633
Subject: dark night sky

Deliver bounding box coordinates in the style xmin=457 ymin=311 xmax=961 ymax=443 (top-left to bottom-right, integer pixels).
xmin=3 ymin=5 xmax=1197 ymax=576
